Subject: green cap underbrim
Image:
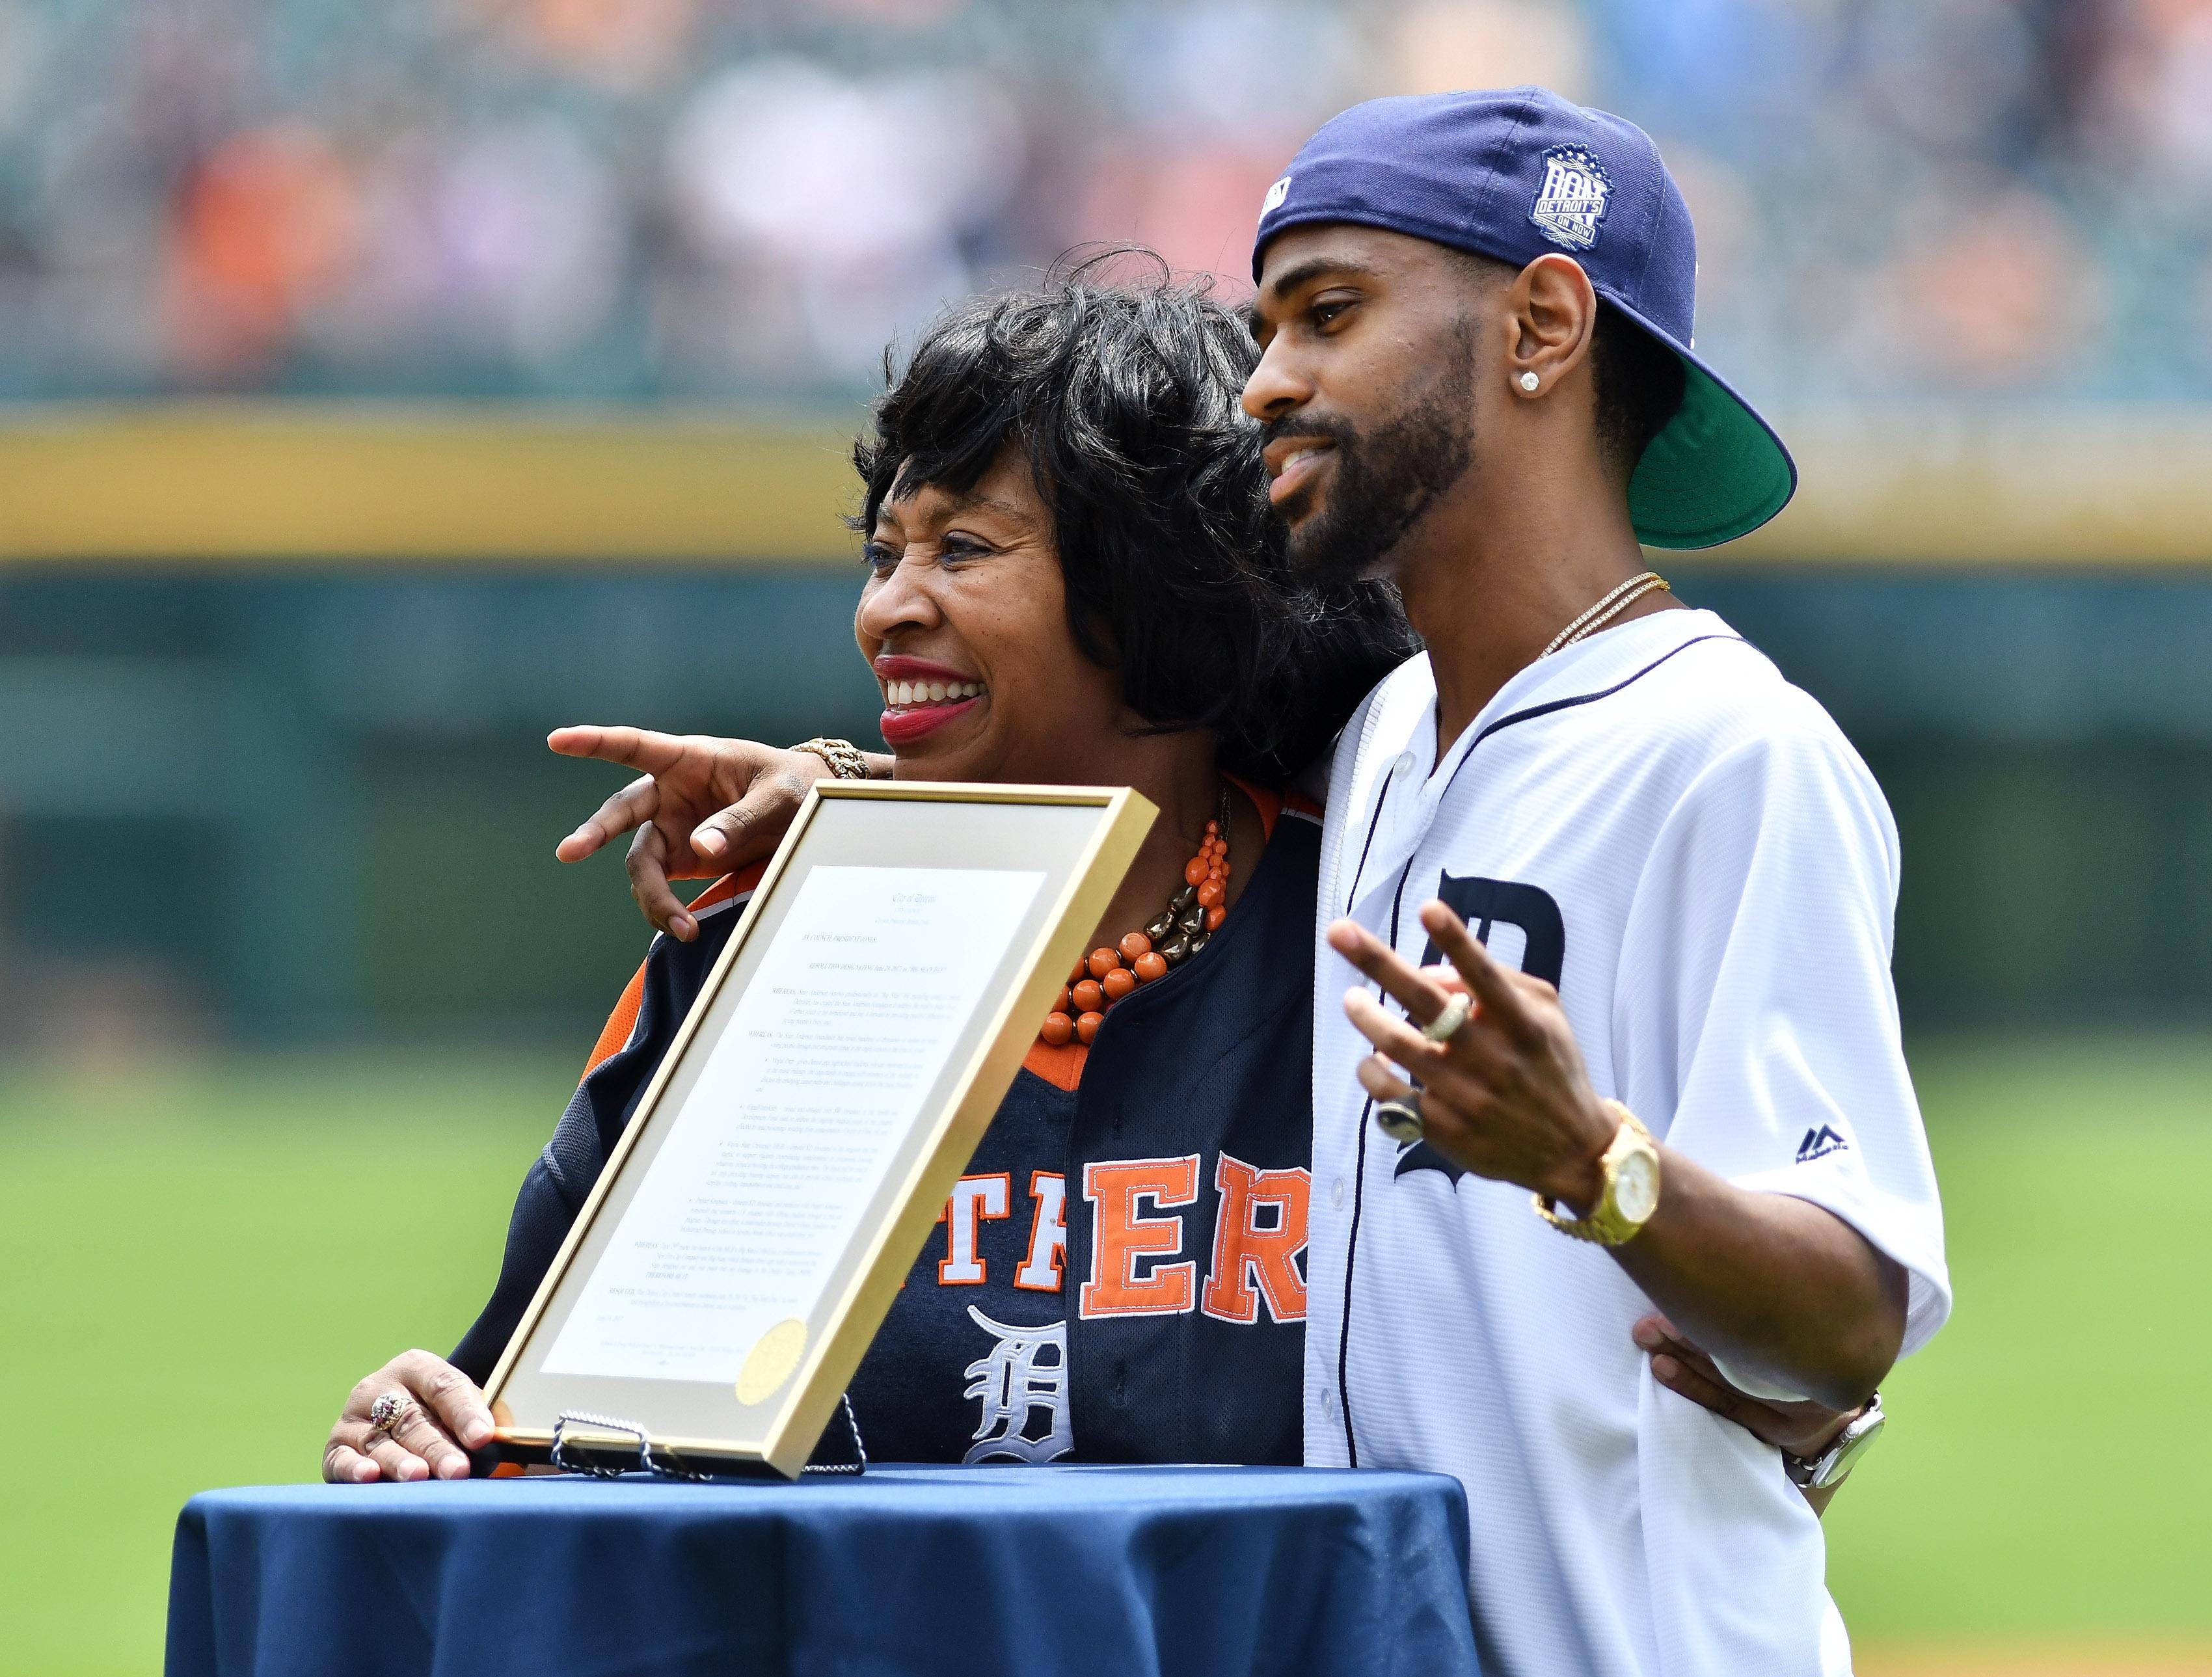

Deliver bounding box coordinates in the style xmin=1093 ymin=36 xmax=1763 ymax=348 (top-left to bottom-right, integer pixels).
xmin=1617 ymin=315 xmax=1798 ymax=550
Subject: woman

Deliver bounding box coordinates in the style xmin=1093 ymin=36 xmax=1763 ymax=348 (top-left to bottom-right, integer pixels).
xmin=323 ymin=263 xmax=1414 ymax=1482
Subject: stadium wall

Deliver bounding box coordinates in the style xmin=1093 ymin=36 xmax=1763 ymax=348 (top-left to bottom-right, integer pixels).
xmin=1 ymin=409 xmax=2205 ymax=1043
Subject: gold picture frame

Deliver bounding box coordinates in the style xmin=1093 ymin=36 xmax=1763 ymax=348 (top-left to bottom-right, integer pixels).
xmin=481 ymin=781 xmax=1155 ymax=1479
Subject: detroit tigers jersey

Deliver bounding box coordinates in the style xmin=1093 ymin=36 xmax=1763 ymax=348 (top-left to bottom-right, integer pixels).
xmin=1305 ymin=606 xmax=1950 ymax=1677
xmin=453 ymin=787 xmax=1320 ymax=1469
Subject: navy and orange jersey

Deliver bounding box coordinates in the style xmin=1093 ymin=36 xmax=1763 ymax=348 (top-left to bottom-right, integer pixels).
xmin=452 ymin=786 xmax=1321 ymax=1467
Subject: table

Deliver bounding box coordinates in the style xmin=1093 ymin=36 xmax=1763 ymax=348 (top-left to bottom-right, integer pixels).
xmin=167 ymin=1464 xmax=1479 ymax=1677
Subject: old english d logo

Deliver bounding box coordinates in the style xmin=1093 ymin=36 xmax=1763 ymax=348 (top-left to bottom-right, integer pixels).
xmin=1395 ymin=873 xmax=1567 ymax=1185
xmin=1418 ymin=874 xmax=1565 ymax=985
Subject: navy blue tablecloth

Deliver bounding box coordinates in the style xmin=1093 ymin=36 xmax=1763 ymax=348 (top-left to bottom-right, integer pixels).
xmin=167 ymin=1464 xmax=1479 ymax=1677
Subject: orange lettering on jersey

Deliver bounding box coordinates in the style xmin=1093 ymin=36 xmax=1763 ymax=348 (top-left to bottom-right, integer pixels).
xmin=1079 ymin=1155 xmax=1200 ymax=1317
xmin=1014 ymin=1171 xmax=1067 ymax=1293
xmin=1200 ymin=1153 xmax=1310 ymax=1325
xmin=938 ymin=1174 xmax=1010 ymax=1285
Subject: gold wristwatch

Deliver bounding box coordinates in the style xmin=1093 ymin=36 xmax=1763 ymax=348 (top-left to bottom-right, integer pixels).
xmin=1533 ymin=1101 xmax=1661 ymax=1246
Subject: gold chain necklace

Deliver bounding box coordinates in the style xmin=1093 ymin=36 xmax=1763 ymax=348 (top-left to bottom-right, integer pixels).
xmin=1537 ymin=570 xmax=1671 ymax=660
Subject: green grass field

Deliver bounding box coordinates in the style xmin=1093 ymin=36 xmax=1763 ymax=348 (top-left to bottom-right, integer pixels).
xmin=1 ymin=1037 xmax=2206 ymax=1675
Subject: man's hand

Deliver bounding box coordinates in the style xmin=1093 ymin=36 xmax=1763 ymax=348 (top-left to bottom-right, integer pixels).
xmin=1633 ymin=1313 xmax=1856 ymax=1458
xmin=549 ymin=727 xmax=846 ymax=941
xmin=1327 ymin=900 xmax=1614 ymax=1207
xmin=1634 ymin=1313 xmax=1865 ymax=1516
xmin=1329 ymin=897 xmax=1906 ymax=1412
xmin=323 ymin=1350 xmax=495 ymax=1483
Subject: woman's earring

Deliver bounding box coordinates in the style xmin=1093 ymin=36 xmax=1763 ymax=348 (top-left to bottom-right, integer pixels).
xmin=1518 ymin=371 xmax=1541 ymax=393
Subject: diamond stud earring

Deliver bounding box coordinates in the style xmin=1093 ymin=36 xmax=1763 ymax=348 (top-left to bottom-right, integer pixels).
xmin=1518 ymin=371 xmax=1541 ymax=392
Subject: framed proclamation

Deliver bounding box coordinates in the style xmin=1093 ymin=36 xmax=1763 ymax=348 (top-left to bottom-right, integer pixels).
xmin=482 ymin=781 xmax=1155 ymax=1479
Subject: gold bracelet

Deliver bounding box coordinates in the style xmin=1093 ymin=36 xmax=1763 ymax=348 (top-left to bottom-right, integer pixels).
xmin=790 ymin=737 xmax=872 ymax=780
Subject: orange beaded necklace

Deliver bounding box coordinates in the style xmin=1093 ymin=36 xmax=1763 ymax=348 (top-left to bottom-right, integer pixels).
xmin=1041 ymin=785 xmax=1234 ymax=1047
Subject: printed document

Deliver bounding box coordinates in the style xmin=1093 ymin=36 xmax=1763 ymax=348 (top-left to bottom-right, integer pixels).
xmin=544 ymin=864 xmax=1044 ymax=1383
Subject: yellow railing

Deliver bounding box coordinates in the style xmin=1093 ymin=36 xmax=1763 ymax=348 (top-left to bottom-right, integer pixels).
xmin=2 ymin=402 xmax=2207 ymax=565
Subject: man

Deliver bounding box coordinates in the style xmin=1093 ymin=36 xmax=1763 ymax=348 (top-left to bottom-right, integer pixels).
xmin=1246 ymin=89 xmax=1947 ymax=1675
xmin=551 ymin=87 xmax=1944 ymax=1677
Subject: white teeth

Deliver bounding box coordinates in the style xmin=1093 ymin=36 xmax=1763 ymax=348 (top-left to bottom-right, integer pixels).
xmin=883 ymin=678 xmax=984 ymax=706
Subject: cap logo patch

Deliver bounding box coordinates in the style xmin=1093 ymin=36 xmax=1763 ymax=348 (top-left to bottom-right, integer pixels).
xmin=1529 ymin=146 xmax=1612 ymax=251
xmin=1260 ymin=175 xmax=1291 ymax=215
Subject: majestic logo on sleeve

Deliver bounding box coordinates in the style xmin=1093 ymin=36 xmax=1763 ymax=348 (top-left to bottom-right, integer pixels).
xmin=1796 ymin=1125 xmax=1850 ymax=1163
xmin=1397 ymin=872 xmax=1567 ymax=1186
xmin=1529 ymin=146 xmax=1613 ymax=250
xmin=961 ymin=1308 xmax=1072 ymax=1463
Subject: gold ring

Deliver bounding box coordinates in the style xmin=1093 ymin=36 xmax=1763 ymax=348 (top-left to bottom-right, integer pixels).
xmin=1421 ymin=991 xmax=1473 ymax=1043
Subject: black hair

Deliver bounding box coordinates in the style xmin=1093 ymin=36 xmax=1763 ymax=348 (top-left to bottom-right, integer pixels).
xmin=1590 ymin=301 xmax=1685 ymax=481
xmin=1444 ymin=248 xmax=1684 ymax=480
xmin=852 ymin=252 xmax=1416 ymax=783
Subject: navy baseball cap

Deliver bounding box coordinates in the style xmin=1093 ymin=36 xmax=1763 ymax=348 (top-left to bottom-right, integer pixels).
xmin=1252 ymin=87 xmax=1795 ymax=550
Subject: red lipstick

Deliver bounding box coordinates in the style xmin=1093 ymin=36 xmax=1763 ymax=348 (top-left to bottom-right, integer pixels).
xmin=873 ymin=654 xmax=979 ymax=684
xmin=874 ymin=652 xmax=986 ymax=750
xmin=880 ymin=699 xmax=980 ymax=747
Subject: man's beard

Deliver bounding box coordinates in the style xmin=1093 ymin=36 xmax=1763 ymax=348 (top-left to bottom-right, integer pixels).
xmin=1266 ymin=336 xmax=1477 ymax=591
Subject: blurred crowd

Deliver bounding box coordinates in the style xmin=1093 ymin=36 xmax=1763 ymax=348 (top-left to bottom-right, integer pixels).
xmin=1 ymin=0 xmax=2209 ymax=403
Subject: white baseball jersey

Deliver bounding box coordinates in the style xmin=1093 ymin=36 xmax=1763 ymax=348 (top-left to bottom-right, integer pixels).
xmin=1305 ymin=606 xmax=1950 ymax=1677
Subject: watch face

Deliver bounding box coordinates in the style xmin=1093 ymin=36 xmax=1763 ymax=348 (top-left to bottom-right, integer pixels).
xmin=1613 ymin=1149 xmax=1660 ymax=1224
xmin=1820 ymin=1410 xmax=1886 ymax=1486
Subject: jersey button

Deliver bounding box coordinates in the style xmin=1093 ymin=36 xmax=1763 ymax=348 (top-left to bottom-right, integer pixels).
xmin=1331 ymin=1177 xmax=1346 ymax=1209
xmin=1321 ymin=1388 xmax=1338 ymax=1422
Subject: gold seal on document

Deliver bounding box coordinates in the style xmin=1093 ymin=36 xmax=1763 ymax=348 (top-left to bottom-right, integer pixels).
xmin=736 ymin=1319 xmax=809 ymax=1405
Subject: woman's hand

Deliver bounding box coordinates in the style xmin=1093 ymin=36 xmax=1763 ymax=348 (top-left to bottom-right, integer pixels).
xmin=1633 ymin=1313 xmax=1863 ymax=1514
xmin=323 ymin=1350 xmax=496 ymax=1483
xmin=548 ymin=727 xmax=844 ymax=941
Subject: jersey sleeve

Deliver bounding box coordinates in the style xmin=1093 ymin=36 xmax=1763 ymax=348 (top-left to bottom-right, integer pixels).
xmin=1612 ymin=716 xmax=1952 ymax=1379
xmin=448 ymin=866 xmax=763 ymax=1383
